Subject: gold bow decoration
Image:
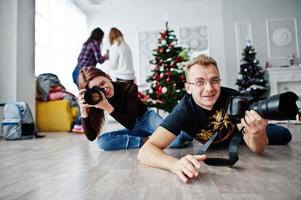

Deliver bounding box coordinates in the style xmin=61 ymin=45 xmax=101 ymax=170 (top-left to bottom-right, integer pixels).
xmin=195 ymin=109 xmax=235 ymax=144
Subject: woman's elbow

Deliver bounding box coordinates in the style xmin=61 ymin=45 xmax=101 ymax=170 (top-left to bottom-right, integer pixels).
xmin=86 ymin=134 xmax=96 ymax=141
xmin=137 ymin=143 xmax=151 ymax=163
xmin=137 ymin=146 xmax=145 ymax=162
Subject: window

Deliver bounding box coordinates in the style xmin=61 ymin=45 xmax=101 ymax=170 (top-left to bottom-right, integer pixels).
xmin=35 ymin=0 xmax=87 ymax=94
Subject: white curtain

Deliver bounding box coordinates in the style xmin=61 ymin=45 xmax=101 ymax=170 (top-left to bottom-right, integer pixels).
xmin=35 ymin=0 xmax=87 ymax=95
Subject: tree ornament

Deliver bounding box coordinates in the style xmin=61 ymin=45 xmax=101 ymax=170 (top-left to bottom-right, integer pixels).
xmin=161 ymin=31 xmax=167 ymax=37
xmin=165 ymin=71 xmax=171 ymax=76
xmin=166 ymin=77 xmax=170 ymax=83
xmin=159 ymin=47 xmax=164 ymax=53
xmin=156 ymin=86 xmax=162 ymax=95
xmin=176 ymin=56 xmax=183 ymax=62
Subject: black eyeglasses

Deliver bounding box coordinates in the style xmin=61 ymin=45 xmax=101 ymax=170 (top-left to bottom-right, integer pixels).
xmin=186 ymin=78 xmax=221 ymax=87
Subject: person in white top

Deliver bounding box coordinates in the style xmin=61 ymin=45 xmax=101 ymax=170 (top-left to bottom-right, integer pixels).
xmin=108 ymin=27 xmax=135 ymax=83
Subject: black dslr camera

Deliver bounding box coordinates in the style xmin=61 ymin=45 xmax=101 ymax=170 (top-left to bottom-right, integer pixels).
xmin=84 ymin=86 xmax=105 ymax=105
xmin=201 ymin=91 xmax=299 ymax=167
xmin=226 ymin=91 xmax=299 ymax=122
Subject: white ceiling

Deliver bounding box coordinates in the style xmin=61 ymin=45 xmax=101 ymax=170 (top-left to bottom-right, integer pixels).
xmin=72 ymin=0 xmax=106 ymax=13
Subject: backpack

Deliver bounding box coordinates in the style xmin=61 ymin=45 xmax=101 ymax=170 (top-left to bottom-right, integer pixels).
xmin=0 ymin=103 xmax=4 ymax=138
xmin=1 ymin=102 xmax=36 ymax=140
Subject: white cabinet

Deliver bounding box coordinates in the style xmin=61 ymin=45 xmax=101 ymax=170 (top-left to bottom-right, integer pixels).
xmin=267 ymin=66 xmax=301 ymax=96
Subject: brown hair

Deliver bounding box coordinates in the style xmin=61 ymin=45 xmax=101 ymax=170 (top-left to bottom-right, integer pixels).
xmin=184 ymin=54 xmax=218 ymax=80
xmin=109 ymin=27 xmax=124 ymax=45
xmin=78 ymin=67 xmax=112 ymax=133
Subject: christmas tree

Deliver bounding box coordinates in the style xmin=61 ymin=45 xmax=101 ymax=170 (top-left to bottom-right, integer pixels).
xmin=140 ymin=22 xmax=189 ymax=113
xmin=236 ymin=41 xmax=268 ymax=97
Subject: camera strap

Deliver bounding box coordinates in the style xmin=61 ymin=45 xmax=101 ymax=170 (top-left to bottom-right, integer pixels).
xmin=197 ymin=131 xmax=219 ymax=155
xmin=197 ymin=95 xmax=244 ymax=167
xmin=203 ymin=131 xmax=243 ymax=167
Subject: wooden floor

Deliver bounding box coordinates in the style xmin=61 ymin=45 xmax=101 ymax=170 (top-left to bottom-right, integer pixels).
xmin=0 ymin=122 xmax=301 ymax=200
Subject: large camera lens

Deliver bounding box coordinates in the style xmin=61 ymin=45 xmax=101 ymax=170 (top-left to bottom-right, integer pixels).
xmin=226 ymin=91 xmax=299 ymax=122
xmin=250 ymin=91 xmax=299 ymax=120
xmin=84 ymin=86 xmax=105 ymax=105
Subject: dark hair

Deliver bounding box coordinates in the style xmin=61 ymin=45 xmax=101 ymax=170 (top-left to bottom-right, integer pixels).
xmin=85 ymin=27 xmax=104 ymax=44
xmin=78 ymin=67 xmax=112 ymax=134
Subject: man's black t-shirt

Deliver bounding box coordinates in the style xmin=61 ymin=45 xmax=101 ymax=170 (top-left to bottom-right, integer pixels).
xmin=161 ymin=87 xmax=240 ymax=145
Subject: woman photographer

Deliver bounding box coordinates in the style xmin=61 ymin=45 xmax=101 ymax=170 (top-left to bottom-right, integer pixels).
xmin=71 ymin=28 xmax=109 ymax=133
xmin=77 ymin=67 xmax=163 ymax=150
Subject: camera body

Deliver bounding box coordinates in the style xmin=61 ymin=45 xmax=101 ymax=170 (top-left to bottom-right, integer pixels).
xmin=84 ymin=86 xmax=105 ymax=105
xmin=226 ymin=91 xmax=299 ymax=123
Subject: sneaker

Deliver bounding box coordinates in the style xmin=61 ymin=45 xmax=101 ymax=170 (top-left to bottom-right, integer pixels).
xmin=72 ymin=125 xmax=84 ymax=133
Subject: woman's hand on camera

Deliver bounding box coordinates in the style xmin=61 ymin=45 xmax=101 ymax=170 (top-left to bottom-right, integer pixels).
xmin=93 ymin=92 xmax=114 ymax=113
xmin=170 ymin=154 xmax=207 ymax=183
xmin=79 ymin=89 xmax=114 ymax=114
xmin=78 ymin=89 xmax=89 ymax=118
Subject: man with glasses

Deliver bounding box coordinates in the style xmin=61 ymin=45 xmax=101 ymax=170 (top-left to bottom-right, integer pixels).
xmin=137 ymin=54 xmax=292 ymax=183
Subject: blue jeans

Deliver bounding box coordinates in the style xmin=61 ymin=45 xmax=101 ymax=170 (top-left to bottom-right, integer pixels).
xmin=170 ymin=123 xmax=292 ymax=148
xmin=97 ymin=108 xmax=163 ymax=150
xmin=72 ymin=65 xmax=81 ymax=125
xmin=72 ymin=65 xmax=80 ymax=86
xmin=169 ymin=132 xmax=193 ymax=148
xmin=266 ymin=124 xmax=292 ymax=145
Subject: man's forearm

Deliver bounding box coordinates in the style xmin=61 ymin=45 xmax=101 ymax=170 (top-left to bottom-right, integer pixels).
xmin=244 ymin=132 xmax=269 ymax=154
xmin=137 ymin=143 xmax=178 ymax=172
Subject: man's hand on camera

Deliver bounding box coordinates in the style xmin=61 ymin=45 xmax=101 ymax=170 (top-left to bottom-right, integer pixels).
xmin=241 ymin=110 xmax=268 ymax=137
xmin=170 ymin=154 xmax=207 ymax=183
xmin=240 ymin=110 xmax=269 ymax=154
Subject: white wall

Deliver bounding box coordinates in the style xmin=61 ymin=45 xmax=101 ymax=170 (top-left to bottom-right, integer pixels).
xmin=85 ymin=0 xmax=301 ymax=89
xmin=0 ymin=0 xmax=18 ymax=101
xmin=0 ymin=0 xmax=35 ymax=115
xmin=223 ymin=0 xmax=301 ymax=88
xmin=86 ymin=0 xmax=229 ymax=87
